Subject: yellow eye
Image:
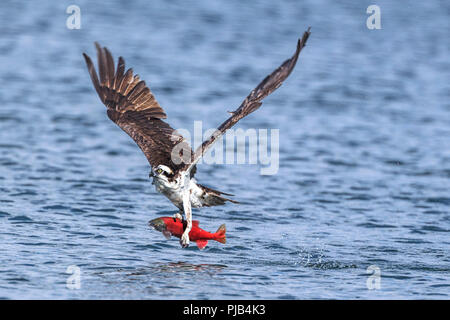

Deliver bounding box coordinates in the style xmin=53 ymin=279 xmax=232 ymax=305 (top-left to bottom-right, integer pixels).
xmin=157 ymin=169 xmax=163 ymax=174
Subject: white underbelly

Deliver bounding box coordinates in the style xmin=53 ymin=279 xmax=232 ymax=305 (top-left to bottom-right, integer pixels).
xmin=153 ymin=177 xmax=204 ymax=209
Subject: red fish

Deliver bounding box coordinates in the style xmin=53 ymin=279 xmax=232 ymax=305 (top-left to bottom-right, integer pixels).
xmin=149 ymin=217 xmax=226 ymax=250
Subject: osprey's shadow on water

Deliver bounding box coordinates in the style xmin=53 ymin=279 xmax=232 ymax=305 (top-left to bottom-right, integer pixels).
xmin=82 ymin=27 xmax=311 ymax=248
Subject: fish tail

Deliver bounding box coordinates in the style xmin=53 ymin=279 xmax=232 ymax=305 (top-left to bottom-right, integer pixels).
xmin=214 ymin=224 xmax=226 ymax=244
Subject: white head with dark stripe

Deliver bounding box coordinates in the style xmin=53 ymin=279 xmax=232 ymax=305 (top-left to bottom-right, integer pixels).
xmin=150 ymin=164 xmax=175 ymax=184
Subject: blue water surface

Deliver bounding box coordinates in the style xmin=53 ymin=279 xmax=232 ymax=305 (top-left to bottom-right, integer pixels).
xmin=0 ymin=0 xmax=449 ymax=299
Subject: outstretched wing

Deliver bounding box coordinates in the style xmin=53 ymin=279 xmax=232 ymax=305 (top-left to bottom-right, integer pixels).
xmin=180 ymin=28 xmax=311 ymax=176
xmin=83 ymin=43 xmax=192 ymax=173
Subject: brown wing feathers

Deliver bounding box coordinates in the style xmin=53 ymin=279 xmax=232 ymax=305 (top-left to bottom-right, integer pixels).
xmin=235 ymin=28 xmax=310 ymax=119
xmin=83 ymin=43 xmax=166 ymax=117
xmin=83 ymin=43 xmax=190 ymax=172
xmin=183 ymin=27 xmax=311 ymax=173
xmin=83 ymin=29 xmax=310 ymax=177
xmin=220 ymin=27 xmax=310 ymax=131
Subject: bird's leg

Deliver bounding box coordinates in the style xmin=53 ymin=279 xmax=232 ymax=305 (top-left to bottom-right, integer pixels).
xmin=180 ymin=189 xmax=192 ymax=248
xmin=180 ymin=176 xmax=192 ymax=248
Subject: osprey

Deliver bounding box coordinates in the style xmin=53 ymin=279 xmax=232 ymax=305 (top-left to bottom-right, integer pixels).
xmin=83 ymin=28 xmax=310 ymax=248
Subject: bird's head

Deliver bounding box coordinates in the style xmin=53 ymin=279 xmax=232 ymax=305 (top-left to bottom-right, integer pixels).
xmin=150 ymin=165 xmax=174 ymax=183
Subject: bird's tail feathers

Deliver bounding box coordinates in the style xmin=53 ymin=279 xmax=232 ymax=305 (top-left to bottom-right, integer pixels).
xmin=198 ymin=184 xmax=240 ymax=206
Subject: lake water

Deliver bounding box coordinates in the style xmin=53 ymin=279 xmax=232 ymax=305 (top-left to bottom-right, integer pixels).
xmin=0 ymin=0 xmax=449 ymax=299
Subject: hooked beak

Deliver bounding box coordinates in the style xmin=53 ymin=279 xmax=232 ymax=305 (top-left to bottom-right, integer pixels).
xmin=148 ymin=218 xmax=166 ymax=232
xmin=149 ymin=171 xmax=155 ymax=184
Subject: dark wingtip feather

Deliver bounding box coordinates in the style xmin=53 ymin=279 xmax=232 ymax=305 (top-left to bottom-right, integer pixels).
xmin=300 ymin=27 xmax=311 ymax=47
xmin=103 ymin=46 xmax=115 ymax=88
xmin=117 ymin=57 xmax=125 ymax=73
xmin=83 ymin=52 xmax=103 ymax=99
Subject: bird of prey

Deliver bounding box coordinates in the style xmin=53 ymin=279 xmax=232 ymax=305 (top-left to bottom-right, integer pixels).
xmin=83 ymin=27 xmax=311 ymax=248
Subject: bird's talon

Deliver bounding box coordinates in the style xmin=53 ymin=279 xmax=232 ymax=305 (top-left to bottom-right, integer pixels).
xmin=180 ymin=234 xmax=190 ymax=248
xmin=173 ymin=212 xmax=183 ymax=220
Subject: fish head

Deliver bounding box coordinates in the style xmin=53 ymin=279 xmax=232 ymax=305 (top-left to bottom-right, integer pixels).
xmin=148 ymin=217 xmax=167 ymax=232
